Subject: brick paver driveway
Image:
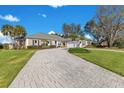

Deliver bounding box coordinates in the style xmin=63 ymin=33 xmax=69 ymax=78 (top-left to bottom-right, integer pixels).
xmin=10 ymin=48 xmax=124 ymax=88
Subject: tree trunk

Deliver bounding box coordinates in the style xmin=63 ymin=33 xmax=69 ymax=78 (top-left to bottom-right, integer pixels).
xmin=107 ymin=40 xmax=113 ymax=48
xmin=107 ymin=41 xmax=110 ymax=47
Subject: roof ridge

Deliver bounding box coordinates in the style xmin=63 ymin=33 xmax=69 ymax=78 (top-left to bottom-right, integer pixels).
xmin=28 ymin=32 xmax=49 ymax=36
xmin=26 ymin=33 xmax=65 ymax=41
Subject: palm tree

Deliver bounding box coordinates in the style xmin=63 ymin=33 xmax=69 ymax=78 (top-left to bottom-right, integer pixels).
xmin=14 ymin=25 xmax=27 ymax=38
xmin=1 ymin=24 xmax=27 ymax=49
xmin=14 ymin=25 xmax=27 ymax=48
xmin=1 ymin=24 xmax=14 ymax=36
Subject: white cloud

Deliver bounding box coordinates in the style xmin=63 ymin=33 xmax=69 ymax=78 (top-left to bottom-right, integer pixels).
xmin=49 ymin=5 xmax=64 ymax=8
xmin=0 ymin=31 xmax=13 ymax=44
xmin=42 ymin=14 xmax=47 ymax=18
xmin=0 ymin=14 xmax=20 ymax=22
xmin=48 ymin=30 xmax=56 ymax=35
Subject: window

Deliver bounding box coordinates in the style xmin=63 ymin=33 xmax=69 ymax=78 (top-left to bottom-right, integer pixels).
xmin=34 ymin=40 xmax=37 ymax=43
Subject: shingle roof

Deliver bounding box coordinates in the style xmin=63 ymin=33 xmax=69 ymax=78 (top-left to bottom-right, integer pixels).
xmin=26 ymin=33 xmax=65 ymax=41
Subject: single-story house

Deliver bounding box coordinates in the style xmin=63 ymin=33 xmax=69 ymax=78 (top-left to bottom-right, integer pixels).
xmin=25 ymin=33 xmax=66 ymax=48
xmin=25 ymin=33 xmax=92 ymax=48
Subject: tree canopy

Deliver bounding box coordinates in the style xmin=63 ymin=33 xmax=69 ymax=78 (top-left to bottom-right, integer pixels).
xmin=62 ymin=23 xmax=82 ymax=40
xmin=84 ymin=6 xmax=124 ymax=47
xmin=1 ymin=24 xmax=27 ymax=39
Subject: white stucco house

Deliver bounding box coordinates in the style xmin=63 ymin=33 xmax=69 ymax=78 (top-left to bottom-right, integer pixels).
xmin=25 ymin=33 xmax=92 ymax=48
xmin=25 ymin=33 xmax=65 ymax=48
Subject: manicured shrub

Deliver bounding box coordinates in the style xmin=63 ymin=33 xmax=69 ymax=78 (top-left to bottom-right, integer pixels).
xmin=68 ymin=48 xmax=90 ymax=53
xmin=27 ymin=45 xmax=56 ymax=49
xmin=50 ymin=45 xmax=56 ymax=48
xmin=42 ymin=46 xmax=50 ymax=49
xmin=27 ymin=46 xmax=42 ymax=49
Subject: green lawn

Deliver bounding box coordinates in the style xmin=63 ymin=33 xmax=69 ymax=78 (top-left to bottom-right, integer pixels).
xmin=68 ymin=48 xmax=124 ymax=76
xmin=0 ymin=49 xmax=36 ymax=87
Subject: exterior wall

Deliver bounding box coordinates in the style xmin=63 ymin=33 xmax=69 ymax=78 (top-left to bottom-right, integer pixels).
xmin=80 ymin=41 xmax=92 ymax=48
xmin=48 ymin=41 xmax=56 ymax=46
xmin=66 ymin=40 xmax=92 ymax=48
xmin=25 ymin=38 xmax=65 ymax=48
xmin=81 ymin=40 xmax=88 ymax=47
xmin=25 ymin=39 xmax=33 ymax=47
xmin=56 ymin=41 xmax=64 ymax=47
xmin=66 ymin=41 xmax=76 ymax=48
xmin=33 ymin=39 xmax=39 ymax=46
xmin=48 ymin=41 xmax=64 ymax=47
xmin=51 ymin=41 xmax=56 ymax=45
xmin=9 ymin=44 xmax=13 ymax=49
xmin=26 ymin=39 xmax=45 ymax=47
xmin=39 ymin=40 xmax=44 ymax=45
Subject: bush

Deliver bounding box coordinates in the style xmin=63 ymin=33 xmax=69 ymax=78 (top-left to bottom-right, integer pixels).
xmin=27 ymin=46 xmax=43 ymax=49
xmin=113 ymin=40 xmax=124 ymax=48
xmin=27 ymin=45 xmax=56 ymax=49
xmin=84 ymin=45 xmax=96 ymax=48
xmin=0 ymin=44 xmax=3 ymax=49
xmin=68 ymin=48 xmax=90 ymax=53
xmin=118 ymin=43 xmax=124 ymax=48
xmin=50 ymin=45 xmax=56 ymax=48
xmin=3 ymin=44 xmax=9 ymax=49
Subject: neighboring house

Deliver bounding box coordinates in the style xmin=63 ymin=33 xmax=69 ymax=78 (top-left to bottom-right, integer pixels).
xmin=25 ymin=33 xmax=65 ymax=48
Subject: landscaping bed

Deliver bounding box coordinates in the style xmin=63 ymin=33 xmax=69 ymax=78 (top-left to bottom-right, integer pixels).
xmin=27 ymin=45 xmax=56 ymax=49
xmin=68 ymin=48 xmax=124 ymax=76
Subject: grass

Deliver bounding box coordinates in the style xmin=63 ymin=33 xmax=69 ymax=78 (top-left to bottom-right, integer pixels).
xmin=68 ymin=48 xmax=90 ymax=53
xmin=68 ymin=48 xmax=124 ymax=76
xmin=0 ymin=49 xmax=36 ymax=87
xmin=84 ymin=45 xmax=96 ymax=48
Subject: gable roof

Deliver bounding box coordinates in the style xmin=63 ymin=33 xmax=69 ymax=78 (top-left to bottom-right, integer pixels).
xmin=26 ymin=33 xmax=65 ymax=41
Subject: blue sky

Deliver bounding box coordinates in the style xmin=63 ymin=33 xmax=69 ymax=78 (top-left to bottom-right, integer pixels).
xmin=0 ymin=5 xmax=97 ymax=35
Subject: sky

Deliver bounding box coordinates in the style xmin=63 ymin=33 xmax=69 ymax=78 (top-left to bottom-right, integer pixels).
xmin=0 ymin=5 xmax=97 ymax=36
